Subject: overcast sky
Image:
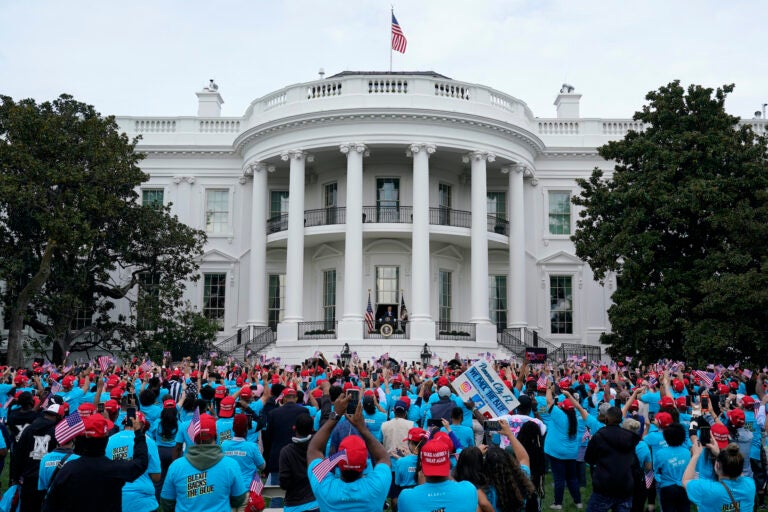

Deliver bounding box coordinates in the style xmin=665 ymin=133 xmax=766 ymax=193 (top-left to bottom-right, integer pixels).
xmin=1 ymin=1 xmax=765 ymax=120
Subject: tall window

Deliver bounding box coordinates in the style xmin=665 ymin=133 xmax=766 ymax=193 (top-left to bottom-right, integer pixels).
xmin=142 ymin=189 xmax=164 ymax=209
xmin=270 ymin=191 xmax=289 ymax=218
xmin=487 ymin=192 xmax=507 ymax=220
xmin=325 ymin=183 xmax=338 ymax=224
xmin=550 ymin=275 xmax=573 ymax=334
xmin=375 ymin=266 xmax=399 ymax=305
xmin=439 ymin=270 xmax=452 ymax=325
xmin=489 ymin=275 xmax=507 ymax=332
xmin=548 ymin=191 xmax=571 ymax=235
xmin=323 ymin=270 xmax=336 ymax=326
xmin=205 ymin=189 xmax=229 ymax=234
xmin=203 ymin=273 xmax=226 ymax=330
xmin=376 ymin=178 xmax=399 ymax=222
xmin=71 ymin=308 xmax=93 ymax=331
xmin=438 ymin=183 xmax=452 ymax=225
xmin=137 ymin=272 xmax=161 ymax=331
xmin=268 ymin=274 xmax=285 ymax=330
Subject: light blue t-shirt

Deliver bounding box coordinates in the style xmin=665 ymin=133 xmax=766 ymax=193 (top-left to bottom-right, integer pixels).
xmin=59 ymin=387 xmax=85 ymax=410
xmin=161 ymin=451 xmax=247 ymax=512
xmin=398 ymin=479 xmax=478 ymax=512
xmin=393 ymin=453 xmax=418 ymax=487
xmin=653 ymin=445 xmax=690 ymax=488
xmin=686 ymin=476 xmax=755 ymax=512
xmin=151 ymin=418 xmax=178 ymax=448
xmin=175 ymin=419 xmax=194 ymax=453
xmin=640 ymin=390 xmax=662 ymax=414
xmin=541 ymin=405 xmax=586 ymax=460
xmin=362 ymin=410 xmax=388 ymax=443
xmin=221 ymin=437 xmax=265 ymax=488
xmin=106 ymin=430 xmax=162 ymax=512
xmin=216 ymin=417 xmax=235 ymax=444
xmin=307 ymin=458 xmax=391 ymax=512
xmin=447 ymin=424 xmax=475 ymax=449
xmin=38 ymin=449 xmax=80 ymax=490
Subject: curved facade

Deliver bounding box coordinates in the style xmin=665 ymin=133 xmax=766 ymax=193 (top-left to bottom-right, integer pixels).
xmin=114 ymin=72 xmax=647 ymax=363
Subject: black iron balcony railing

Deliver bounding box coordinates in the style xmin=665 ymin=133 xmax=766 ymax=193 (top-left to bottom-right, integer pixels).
xmin=436 ymin=322 xmax=476 ymax=341
xmin=429 ymin=207 xmax=472 ymax=228
xmin=267 ymin=214 xmax=288 ymax=234
xmin=304 ymin=207 xmax=346 ymax=227
xmin=487 ymin=214 xmax=509 ymax=235
xmin=362 ymin=205 xmax=413 ymax=224
xmin=298 ymin=321 xmax=338 ymax=340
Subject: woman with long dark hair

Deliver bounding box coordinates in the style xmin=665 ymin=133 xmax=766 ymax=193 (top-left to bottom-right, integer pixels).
xmin=484 ymin=445 xmax=537 ymax=512
xmin=152 ymin=399 xmax=179 ymax=481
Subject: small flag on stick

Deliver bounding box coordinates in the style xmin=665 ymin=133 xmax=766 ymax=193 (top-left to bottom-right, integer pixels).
xmin=312 ymin=449 xmax=348 ymax=482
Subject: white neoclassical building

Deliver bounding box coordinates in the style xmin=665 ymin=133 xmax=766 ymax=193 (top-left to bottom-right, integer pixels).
xmin=112 ymin=72 xmax=655 ymax=363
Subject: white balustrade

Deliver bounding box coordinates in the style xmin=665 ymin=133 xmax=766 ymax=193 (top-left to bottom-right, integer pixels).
xmin=601 ymin=121 xmax=645 ymax=135
xmin=368 ymin=79 xmax=408 ymax=94
xmin=264 ymin=92 xmax=287 ymax=110
xmin=199 ymin=119 xmax=241 ymax=133
xmin=434 ymin=82 xmax=471 ymax=100
xmin=538 ymin=121 xmax=579 ymax=135
xmin=134 ymin=119 xmax=176 ymax=133
xmin=307 ymin=81 xmax=343 ymax=99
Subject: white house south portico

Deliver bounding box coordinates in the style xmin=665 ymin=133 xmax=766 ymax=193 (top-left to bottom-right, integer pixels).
xmin=111 ymin=71 xmax=670 ymax=364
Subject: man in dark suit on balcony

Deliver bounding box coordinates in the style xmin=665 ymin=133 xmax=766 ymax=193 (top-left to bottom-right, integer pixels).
xmin=380 ymin=305 xmax=396 ymax=327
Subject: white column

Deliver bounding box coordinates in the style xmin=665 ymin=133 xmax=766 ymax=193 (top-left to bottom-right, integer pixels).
xmin=408 ymin=144 xmax=435 ymax=335
xmin=281 ymin=150 xmax=311 ymax=324
xmin=503 ymin=164 xmax=527 ymax=329
xmin=246 ymin=162 xmax=273 ymax=326
xmin=338 ymin=143 xmax=367 ymax=340
xmin=465 ymin=151 xmax=495 ymax=325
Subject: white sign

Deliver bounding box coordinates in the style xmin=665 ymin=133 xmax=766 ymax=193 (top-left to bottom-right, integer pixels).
xmin=453 ymin=360 xmax=520 ymax=418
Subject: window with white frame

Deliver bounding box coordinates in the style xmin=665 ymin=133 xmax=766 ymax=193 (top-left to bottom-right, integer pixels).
xmin=489 ymin=275 xmax=507 ymax=332
xmin=205 ymin=189 xmax=230 ymax=234
xmin=142 ymin=189 xmax=164 ymax=209
xmin=548 ymin=191 xmax=571 ymax=235
xmin=137 ymin=271 xmax=161 ymax=331
xmin=203 ymin=273 xmax=226 ymax=330
xmin=439 ymin=270 xmax=452 ymax=326
xmin=268 ymin=274 xmax=285 ymax=330
xmin=550 ymin=275 xmax=573 ymax=334
xmin=323 ymin=270 xmax=336 ymax=326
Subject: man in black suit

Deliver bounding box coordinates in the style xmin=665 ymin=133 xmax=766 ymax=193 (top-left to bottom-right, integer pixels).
xmin=263 ymin=388 xmax=311 ymax=485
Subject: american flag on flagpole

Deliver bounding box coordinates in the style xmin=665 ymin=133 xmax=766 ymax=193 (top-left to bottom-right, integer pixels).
xmin=98 ymin=356 xmax=112 ymax=372
xmin=249 ymin=473 xmax=264 ymax=494
xmin=365 ymin=292 xmax=375 ymax=333
xmin=187 ymin=407 xmax=201 ymax=442
xmin=55 ymin=411 xmax=85 ymax=445
xmin=312 ymin=449 xmax=348 ymax=483
xmin=391 ymin=13 xmax=407 ymax=53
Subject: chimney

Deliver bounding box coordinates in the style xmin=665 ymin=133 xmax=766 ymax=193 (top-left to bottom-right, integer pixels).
xmin=196 ymin=79 xmax=224 ymax=117
xmin=554 ymin=83 xmax=581 ymax=119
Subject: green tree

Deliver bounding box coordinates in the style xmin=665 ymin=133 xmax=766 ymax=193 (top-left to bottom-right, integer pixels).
xmin=0 ymin=94 xmax=207 ymax=365
xmin=572 ymin=81 xmax=768 ymax=365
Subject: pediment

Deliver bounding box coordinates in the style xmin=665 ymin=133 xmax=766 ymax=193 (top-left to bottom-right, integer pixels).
xmin=433 ymin=245 xmax=464 ymax=261
xmin=537 ymin=250 xmax=584 ymax=266
xmin=199 ymin=248 xmax=237 ymax=263
xmin=313 ymin=244 xmax=343 ymax=260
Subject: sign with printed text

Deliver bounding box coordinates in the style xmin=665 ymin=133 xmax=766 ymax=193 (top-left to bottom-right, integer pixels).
xmin=453 ymin=360 xmax=520 ymax=419
xmin=525 ymin=347 xmax=547 ymax=362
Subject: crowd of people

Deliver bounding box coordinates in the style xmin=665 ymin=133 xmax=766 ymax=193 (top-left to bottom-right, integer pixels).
xmin=0 ymin=350 xmax=762 ymax=512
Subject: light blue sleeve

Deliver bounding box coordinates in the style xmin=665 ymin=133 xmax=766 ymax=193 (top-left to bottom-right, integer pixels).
xmin=147 ymin=437 xmax=161 ymax=474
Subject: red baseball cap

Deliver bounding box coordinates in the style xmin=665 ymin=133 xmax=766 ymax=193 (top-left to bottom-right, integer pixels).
xmin=727 ymin=408 xmax=745 ymax=428
xmin=104 ymin=400 xmax=120 ymax=413
xmin=163 ymin=399 xmax=177 ymax=409
xmin=110 ymin=387 xmax=123 ymax=400
xmin=420 ymin=439 xmax=451 ymax=477
xmin=78 ymin=403 xmax=96 ymax=418
xmin=219 ymin=396 xmax=236 ymax=418
xmin=196 ymin=413 xmax=217 ymax=442
xmin=311 ymin=388 xmax=323 ymax=398
xmin=338 ymin=435 xmax=367 ymax=472
xmin=675 ymin=397 xmax=687 ymax=409
xmin=711 ymin=423 xmax=730 ymax=449
xmin=403 ymin=427 xmax=428 ymax=443
xmin=560 ymin=399 xmax=574 ymax=411
xmin=659 ymin=396 xmax=674 ymax=408
xmin=437 ymin=377 xmax=449 ymax=387
xmin=399 ymin=396 xmax=411 ymax=408
xmin=672 ymin=380 xmax=684 ymax=392
xmin=741 ymin=396 xmax=756 ymax=407
xmin=718 ymin=384 xmax=730 ymax=395
xmin=62 ymin=375 xmax=76 ymax=390
xmin=82 ymin=414 xmax=113 ymax=438
xmin=240 ymin=386 xmax=252 ymax=399
xmin=558 ymin=379 xmax=571 ymax=389
xmin=655 ymin=412 xmax=673 ymax=428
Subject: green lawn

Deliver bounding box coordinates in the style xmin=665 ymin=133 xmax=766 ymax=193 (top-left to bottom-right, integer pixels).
xmin=541 ymin=471 xmax=594 ymax=512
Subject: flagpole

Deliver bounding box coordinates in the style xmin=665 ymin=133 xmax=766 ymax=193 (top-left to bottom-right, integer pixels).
xmin=389 ymin=6 xmax=393 ymax=72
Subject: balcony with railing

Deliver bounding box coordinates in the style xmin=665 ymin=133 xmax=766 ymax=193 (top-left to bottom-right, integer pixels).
xmin=304 ymin=207 xmax=346 ymax=227
xmin=436 ymin=322 xmax=476 ymax=341
xmin=487 ymin=214 xmax=509 ymax=235
xmin=364 ymin=321 xmax=410 ymax=339
xmin=362 ymin=205 xmax=413 ymax=224
xmin=429 ymin=207 xmax=471 ymax=228
xmin=298 ymin=321 xmax=338 ymax=340
xmin=267 ymin=214 xmax=289 ymax=234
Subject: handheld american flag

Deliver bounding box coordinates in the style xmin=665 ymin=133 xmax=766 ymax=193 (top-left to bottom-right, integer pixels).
xmin=365 ymin=292 xmax=375 ymax=333
xmin=139 ymin=360 xmax=152 ymax=373
xmin=693 ymin=370 xmax=715 ymax=389
xmin=98 ymin=356 xmax=112 ymax=372
xmin=644 ymin=470 xmax=655 ymax=489
xmin=391 ymin=13 xmax=407 ymax=53
xmin=312 ymin=449 xmax=348 ymax=483
xmin=55 ymin=410 xmax=85 ymax=445
xmin=187 ymin=407 xmax=201 ymax=442
xmin=537 ymin=374 xmax=548 ymax=389
xmin=249 ymin=473 xmax=264 ymax=494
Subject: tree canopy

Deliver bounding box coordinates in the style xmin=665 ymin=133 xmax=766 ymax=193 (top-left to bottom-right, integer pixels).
xmin=572 ymin=81 xmax=768 ymax=365
xmin=0 ymin=94 xmax=209 ymax=365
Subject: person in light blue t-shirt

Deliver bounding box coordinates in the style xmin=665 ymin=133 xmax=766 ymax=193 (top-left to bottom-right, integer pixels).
xmin=684 ymin=438 xmax=756 ymax=512
xmin=221 ymin=414 xmax=265 ymax=490
xmin=161 ymin=412 xmax=248 ymax=512
xmin=106 ymin=412 xmax=162 ymax=512
xmin=653 ymin=423 xmax=691 ymax=512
